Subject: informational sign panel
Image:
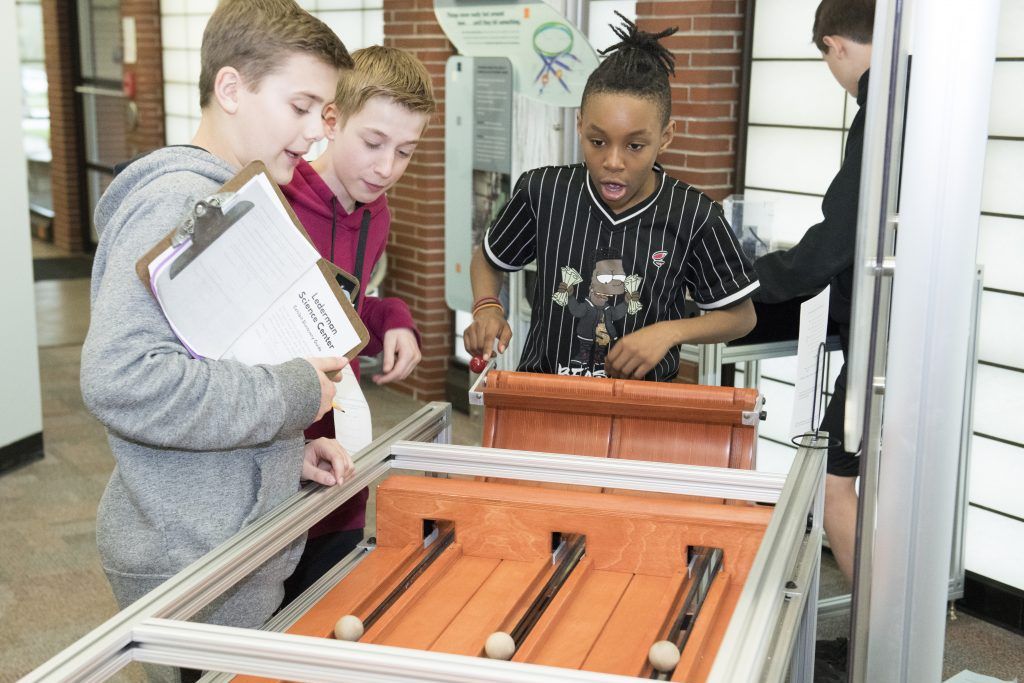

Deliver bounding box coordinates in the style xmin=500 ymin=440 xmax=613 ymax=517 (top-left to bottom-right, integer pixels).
xmin=445 ymin=56 xmax=513 ymax=313
xmin=472 ymin=61 xmax=513 ymax=172
xmin=434 ymin=0 xmax=599 ymax=107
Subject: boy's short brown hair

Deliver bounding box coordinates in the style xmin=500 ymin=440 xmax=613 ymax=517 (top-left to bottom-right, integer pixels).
xmin=199 ymin=0 xmax=352 ymax=108
xmin=813 ymin=0 xmax=875 ymax=52
xmin=333 ymin=46 xmax=436 ymax=123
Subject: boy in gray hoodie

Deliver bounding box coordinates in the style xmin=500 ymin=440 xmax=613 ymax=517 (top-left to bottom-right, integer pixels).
xmin=80 ymin=0 xmax=354 ymax=652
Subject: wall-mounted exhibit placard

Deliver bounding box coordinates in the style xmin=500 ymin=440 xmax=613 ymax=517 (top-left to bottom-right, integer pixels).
xmin=434 ymin=0 xmax=599 ymax=107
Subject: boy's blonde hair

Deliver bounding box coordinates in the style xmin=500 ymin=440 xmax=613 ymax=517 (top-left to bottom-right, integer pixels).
xmin=333 ymin=46 xmax=436 ymax=123
xmin=199 ymin=0 xmax=352 ymax=108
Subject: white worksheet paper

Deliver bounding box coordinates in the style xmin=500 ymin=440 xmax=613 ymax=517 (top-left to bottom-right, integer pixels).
xmin=148 ymin=172 xmax=360 ymax=362
xmin=790 ymin=285 xmax=831 ymax=439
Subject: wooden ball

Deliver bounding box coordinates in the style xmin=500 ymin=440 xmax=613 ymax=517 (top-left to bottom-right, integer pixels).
xmin=648 ymin=640 xmax=680 ymax=672
xmin=484 ymin=631 xmax=515 ymax=660
xmin=334 ymin=614 xmax=364 ymax=642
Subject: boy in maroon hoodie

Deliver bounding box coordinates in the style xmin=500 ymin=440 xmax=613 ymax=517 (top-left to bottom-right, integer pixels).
xmin=281 ymin=46 xmax=435 ymax=602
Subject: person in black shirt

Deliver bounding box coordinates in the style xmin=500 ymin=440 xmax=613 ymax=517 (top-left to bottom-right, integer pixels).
xmin=753 ymin=0 xmax=874 ymax=585
xmin=464 ymin=14 xmax=759 ymax=381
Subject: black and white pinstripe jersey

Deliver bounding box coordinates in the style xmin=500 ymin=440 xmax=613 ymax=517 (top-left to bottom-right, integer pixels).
xmin=482 ymin=163 xmax=759 ymax=381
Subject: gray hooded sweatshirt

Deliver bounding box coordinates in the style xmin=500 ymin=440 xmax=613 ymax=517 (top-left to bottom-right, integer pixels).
xmin=81 ymin=146 xmax=321 ymax=629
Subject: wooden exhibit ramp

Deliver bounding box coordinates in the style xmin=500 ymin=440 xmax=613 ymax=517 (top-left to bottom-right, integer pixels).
xmin=481 ymin=371 xmax=761 ymax=500
xmin=236 ymin=476 xmax=772 ymax=683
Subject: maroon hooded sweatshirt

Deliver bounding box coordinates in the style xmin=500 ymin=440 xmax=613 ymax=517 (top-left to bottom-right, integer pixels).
xmin=283 ymin=158 xmax=419 ymax=536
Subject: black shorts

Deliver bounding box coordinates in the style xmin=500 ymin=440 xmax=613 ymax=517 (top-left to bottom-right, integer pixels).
xmin=818 ymin=363 xmax=861 ymax=477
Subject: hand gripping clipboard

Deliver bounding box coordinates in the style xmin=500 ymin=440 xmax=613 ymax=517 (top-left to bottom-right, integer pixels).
xmin=135 ymin=161 xmax=369 ymax=361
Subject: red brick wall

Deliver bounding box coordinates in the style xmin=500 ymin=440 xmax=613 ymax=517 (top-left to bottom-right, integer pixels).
xmin=636 ymin=0 xmax=746 ymax=201
xmin=382 ymin=0 xmax=455 ymax=401
xmin=42 ymin=0 xmax=87 ymax=253
xmin=122 ymin=0 xmax=165 ymax=156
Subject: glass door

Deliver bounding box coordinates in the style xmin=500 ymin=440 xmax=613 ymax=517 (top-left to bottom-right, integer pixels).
xmin=76 ymin=0 xmax=127 ymax=246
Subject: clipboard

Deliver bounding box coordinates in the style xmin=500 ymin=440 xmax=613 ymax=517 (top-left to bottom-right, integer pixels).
xmin=135 ymin=161 xmax=369 ymax=361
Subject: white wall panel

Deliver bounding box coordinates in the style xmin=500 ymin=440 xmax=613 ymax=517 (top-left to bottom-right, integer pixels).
xmin=165 ymin=115 xmax=194 ymax=146
xmin=980 ymin=139 xmax=1024 ymax=216
xmin=742 ymin=188 xmax=825 ymax=248
xmin=163 ymin=82 xmax=190 ymax=117
xmin=755 ymin=437 xmax=796 ymax=474
xmin=186 ymin=14 xmax=207 ymax=49
xmin=973 ymin=365 xmax=1024 ymax=445
xmin=163 ymin=49 xmax=189 ymax=83
xmin=745 ymin=126 xmax=842 ymax=195
xmin=996 ymin=0 xmax=1024 ymax=57
xmin=978 ymin=215 xmax=1024 ymax=293
xmin=160 ymin=15 xmax=187 ymax=50
xmin=761 ymin=355 xmax=797 ymax=383
xmin=751 ymin=0 xmax=818 ymax=59
xmin=758 ymin=377 xmax=796 ymax=444
xmin=315 ymin=0 xmax=375 ymax=8
xmin=965 ymin=506 xmax=1024 ymax=590
xmin=588 ymin=1 xmax=638 ymax=53
xmin=748 ymin=61 xmax=844 ymax=128
xmin=978 ymin=291 xmax=1024 ymax=370
xmin=363 ymin=9 xmax=384 ymax=46
xmin=970 ymin=435 xmax=1024 ymax=519
xmin=988 ymin=62 xmax=1024 ymax=137
xmin=320 ymin=11 xmax=365 ymax=50
xmin=186 ymin=0 xmax=217 ymax=12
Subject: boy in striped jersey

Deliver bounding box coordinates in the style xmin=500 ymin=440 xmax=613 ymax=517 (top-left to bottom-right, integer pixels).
xmin=463 ymin=15 xmax=759 ymax=381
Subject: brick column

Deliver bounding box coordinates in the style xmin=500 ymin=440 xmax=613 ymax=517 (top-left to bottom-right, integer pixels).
xmin=41 ymin=0 xmax=87 ymax=253
xmin=382 ymin=0 xmax=456 ymax=401
xmin=637 ymin=0 xmax=747 ymax=201
xmin=122 ymin=0 xmax=165 ymax=156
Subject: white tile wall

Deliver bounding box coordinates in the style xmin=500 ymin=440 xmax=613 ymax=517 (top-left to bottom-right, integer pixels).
xmin=969 ymin=435 xmax=1024 ymax=520
xmin=748 ymin=61 xmax=844 ymax=128
xmin=973 ymin=365 xmax=1024 ymax=446
xmin=745 ymin=126 xmax=843 ymax=195
xmin=966 ymin=506 xmax=1024 ymax=590
xmin=755 ymin=437 xmax=798 ymax=474
xmin=751 ymin=0 xmax=819 ymax=59
xmin=978 ymin=291 xmax=1024 ymax=370
xmin=588 ymin=1 xmax=637 ymax=53
xmin=996 ymin=0 xmax=1024 ymax=57
xmin=977 ymin=215 xmax=1024 ymax=293
xmin=989 ymin=62 xmax=1024 ymax=138
xmin=981 ymin=139 xmax=1024 ymax=217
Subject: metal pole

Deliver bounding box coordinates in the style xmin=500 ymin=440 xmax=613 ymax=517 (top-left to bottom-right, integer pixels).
xmin=862 ymin=1 xmax=1000 ymax=680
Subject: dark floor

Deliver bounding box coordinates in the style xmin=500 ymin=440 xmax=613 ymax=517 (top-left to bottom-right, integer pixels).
xmin=2 ymin=247 xmax=1022 ymax=682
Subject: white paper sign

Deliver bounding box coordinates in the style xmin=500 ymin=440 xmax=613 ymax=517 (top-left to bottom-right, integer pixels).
xmin=790 ymin=286 xmax=831 ymax=439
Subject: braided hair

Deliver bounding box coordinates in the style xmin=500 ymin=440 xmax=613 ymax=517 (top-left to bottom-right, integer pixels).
xmin=581 ymin=12 xmax=678 ymax=126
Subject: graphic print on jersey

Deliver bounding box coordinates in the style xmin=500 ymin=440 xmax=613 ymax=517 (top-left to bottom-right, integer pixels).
xmin=551 ymin=246 xmax=643 ymax=377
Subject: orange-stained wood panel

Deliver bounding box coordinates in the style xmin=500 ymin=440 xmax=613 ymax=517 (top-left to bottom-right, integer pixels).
xmin=375 ymin=476 xmax=770 ymax=579
xmin=430 ymin=557 xmax=553 ymax=656
xmin=514 ymin=566 xmax=633 ymax=669
xmin=368 ymin=553 xmax=500 ymax=650
xmin=481 ymin=371 xmax=759 ymax=475
xmin=583 ymin=571 xmax=690 ymax=677
xmin=282 ymin=542 xmax=424 ymax=638
xmin=359 ymin=542 xmax=465 ymax=645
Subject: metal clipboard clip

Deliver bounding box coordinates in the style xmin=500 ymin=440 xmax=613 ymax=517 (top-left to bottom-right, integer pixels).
xmin=168 ymin=192 xmax=254 ymax=279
